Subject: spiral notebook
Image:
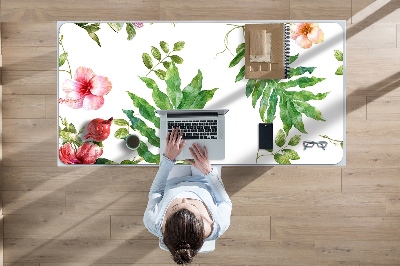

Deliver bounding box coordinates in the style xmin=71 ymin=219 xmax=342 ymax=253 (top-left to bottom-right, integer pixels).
xmin=245 ymin=23 xmax=290 ymax=79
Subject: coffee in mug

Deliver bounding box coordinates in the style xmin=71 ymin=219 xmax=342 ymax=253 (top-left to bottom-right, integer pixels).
xmin=125 ymin=134 xmax=140 ymax=150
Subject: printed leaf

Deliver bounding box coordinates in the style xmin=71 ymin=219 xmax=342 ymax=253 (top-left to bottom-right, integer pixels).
xmin=335 ymin=65 xmax=343 ymax=75
xmin=266 ymin=88 xmax=278 ymax=123
xmin=151 ymin=46 xmax=161 ymax=61
xmin=275 ymin=129 xmax=286 ymax=148
xmin=154 ymin=69 xmax=166 ymax=80
xmin=173 ymin=41 xmax=185 ymax=51
xmin=188 ymin=88 xmax=218 ymax=109
xmin=125 ymin=23 xmax=137 ymax=40
xmin=288 ymin=135 xmax=301 ymax=146
xmin=246 ymin=79 xmax=257 ymax=97
xmin=126 ymin=92 xmax=160 ymax=128
xmin=95 ymin=158 xmax=117 ymax=164
xmin=229 ymin=48 xmax=245 ymax=68
xmin=236 ymin=43 xmax=245 ymax=53
xmin=334 ymin=50 xmax=343 ymax=61
xmin=287 ymin=100 xmax=307 ymax=134
xmin=163 ymin=61 xmax=171 ymax=69
xmin=235 ymin=65 xmax=245 ymax=83
xmin=142 ymin=53 xmax=153 ymax=69
xmin=165 ymin=63 xmax=182 ymax=108
xmin=280 ymin=76 xmax=325 ymax=89
xmin=285 ymin=90 xmax=329 ymax=101
xmin=136 ymin=141 xmax=160 ymax=164
xmin=178 ymin=70 xmax=203 ymax=109
xmin=139 ymin=76 xmax=173 ymax=110
xmin=170 ymin=55 xmax=183 ymax=64
xmin=160 ymin=41 xmax=169 ymax=53
xmin=108 ymin=23 xmax=124 ymax=32
xmin=114 ymin=128 xmax=129 ymax=139
xmin=279 ymin=95 xmax=293 ymax=135
xmin=274 ymin=153 xmax=291 ymax=164
xmin=282 ymin=149 xmax=300 ymax=160
xmin=252 ymin=80 xmax=267 ymax=108
xmin=59 ymin=52 xmax=68 ymax=67
xmin=259 ymin=82 xmax=273 ymax=121
xmin=88 ymin=32 xmax=101 ymax=47
xmin=293 ymin=100 xmax=326 ymax=122
xmin=113 ymin=119 xmax=129 ymax=126
xmin=121 ymin=158 xmax=143 ymax=164
xmin=288 ymin=66 xmax=316 ymax=78
xmin=123 ymin=109 xmax=160 ymax=147
xmin=289 ymin=53 xmax=299 ymax=64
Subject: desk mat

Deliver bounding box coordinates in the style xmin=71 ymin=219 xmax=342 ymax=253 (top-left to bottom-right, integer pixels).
xmin=58 ymin=21 xmax=345 ymax=165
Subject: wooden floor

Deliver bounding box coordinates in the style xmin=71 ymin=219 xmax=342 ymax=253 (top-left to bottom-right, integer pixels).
xmin=1 ymin=0 xmax=400 ymax=265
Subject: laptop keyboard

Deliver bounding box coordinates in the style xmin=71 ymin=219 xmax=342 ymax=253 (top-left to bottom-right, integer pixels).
xmin=168 ymin=119 xmax=218 ymax=139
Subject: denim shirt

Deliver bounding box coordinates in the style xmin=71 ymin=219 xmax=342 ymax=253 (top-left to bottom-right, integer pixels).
xmin=143 ymin=155 xmax=232 ymax=241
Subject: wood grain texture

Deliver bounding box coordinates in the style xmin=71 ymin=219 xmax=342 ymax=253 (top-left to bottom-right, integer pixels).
xmin=2 ymin=119 xmax=56 ymax=142
xmin=386 ymin=194 xmax=400 ymax=216
xmin=367 ymin=96 xmax=400 ymax=120
xmin=290 ymin=0 xmax=351 ymax=20
xmin=2 ymin=142 xmax=57 ymax=167
xmin=1 ymin=70 xmax=56 ymax=95
xmin=346 ymin=96 xmax=366 ymax=119
xmin=343 ymin=168 xmax=400 ymax=193
xmin=2 ymin=95 xmax=46 ymax=118
xmin=2 ymin=46 xmax=57 ymax=71
xmin=160 ymin=0 xmax=290 ymax=20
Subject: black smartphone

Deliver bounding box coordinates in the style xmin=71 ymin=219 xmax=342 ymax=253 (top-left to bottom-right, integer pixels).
xmin=258 ymin=123 xmax=273 ymax=149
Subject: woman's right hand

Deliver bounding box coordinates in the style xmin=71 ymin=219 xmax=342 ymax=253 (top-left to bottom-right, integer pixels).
xmin=184 ymin=143 xmax=212 ymax=175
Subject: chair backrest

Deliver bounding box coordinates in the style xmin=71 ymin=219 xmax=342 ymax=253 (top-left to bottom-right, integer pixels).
xmin=159 ymin=238 xmax=216 ymax=253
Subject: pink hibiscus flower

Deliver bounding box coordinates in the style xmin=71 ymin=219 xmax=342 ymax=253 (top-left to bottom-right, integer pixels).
xmin=290 ymin=23 xmax=324 ymax=49
xmin=59 ymin=142 xmax=103 ymax=164
xmin=59 ymin=67 xmax=112 ymax=110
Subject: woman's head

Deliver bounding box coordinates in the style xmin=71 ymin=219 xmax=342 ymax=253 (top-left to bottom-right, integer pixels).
xmin=163 ymin=208 xmax=206 ymax=264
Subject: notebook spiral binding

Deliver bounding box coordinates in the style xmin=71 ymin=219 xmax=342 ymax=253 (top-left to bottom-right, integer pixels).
xmin=284 ymin=23 xmax=290 ymax=79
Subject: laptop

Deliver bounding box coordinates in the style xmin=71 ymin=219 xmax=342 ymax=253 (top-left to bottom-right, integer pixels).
xmin=156 ymin=109 xmax=229 ymax=160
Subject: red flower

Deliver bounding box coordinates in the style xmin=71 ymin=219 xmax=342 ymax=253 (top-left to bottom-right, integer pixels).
xmin=59 ymin=142 xmax=103 ymax=164
xmin=59 ymin=67 xmax=112 ymax=110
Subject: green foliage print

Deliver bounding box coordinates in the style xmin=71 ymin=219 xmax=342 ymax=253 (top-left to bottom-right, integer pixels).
xmin=59 ymin=116 xmax=85 ymax=149
xmin=58 ymin=35 xmax=72 ymax=79
xmin=320 ymin=134 xmax=343 ymax=149
xmin=257 ymin=129 xmax=301 ymax=164
xmin=231 ymin=48 xmax=329 ymax=135
xmin=334 ymin=50 xmax=344 ymax=75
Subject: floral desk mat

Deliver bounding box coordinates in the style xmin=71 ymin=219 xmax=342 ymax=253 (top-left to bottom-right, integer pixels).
xmin=58 ymin=21 xmax=345 ymax=166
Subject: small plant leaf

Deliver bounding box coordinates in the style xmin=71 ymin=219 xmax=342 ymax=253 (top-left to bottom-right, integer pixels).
xmin=288 ymin=135 xmax=301 ymax=146
xmin=125 ymin=23 xmax=137 ymax=40
xmin=88 ymin=32 xmax=101 ymax=47
xmin=165 ymin=63 xmax=182 ymax=108
xmin=252 ymin=80 xmax=267 ymax=108
xmin=142 ymin=53 xmax=153 ymax=69
xmin=266 ymin=88 xmax=278 ymax=123
xmin=288 ymin=66 xmax=316 ymax=78
xmin=154 ymin=69 xmax=166 ymax=80
xmin=287 ymin=100 xmax=307 ymax=134
xmin=236 ymin=43 xmax=245 ymax=53
xmin=275 ymin=129 xmax=286 ymax=147
xmin=285 ymin=90 xmax=329 ymax=101
xmin=188 ymin=88 xmax=218 ymax=109
xmin=279 ymin=95 xmax=293 ymax=135
xmin=282 ymin=149 xmax=300 ymax=160
xmin=136 ymin=141 xmax=160 ymax=164
xmin=293 ymin=100 xmax=326 ymax=122
xmin=173 ymin=41 xmax=185 ymax=51
xmin=259 ymin=82 xmax=273 ymax=121
xmin=107 ymin=23 xmax=124 ymax=32
xmin=335 ymin=65 xmax=343 ymax=75
xmin=170 ymin=55 xmax=183 ymax=64
xmin=126 ymin=92 xmax=160 ymax=128
xmin=113 ymin=119 xmax=129 ymax=126
xmin=139 ymin=76 xmax=173 ymax=110
xmin=160 ymin=41 xmax=169 ymax=53
xmin=59 ymin=52 xmax=68 ymax=67
xmin=274 ymin=153 xmax=291 ymax=164
xmin=280 ymin=76 xmax=325 ymax=89
xmin=245 ymin=79 xmax=257 ymax=98
xmin=289 ymin=53 xmax=299 ymax=64
xmin=151 ymin=46 xmax=161 ymax=61
xmin=123 ymin=109 xmax=160 ymax=147
xmin=229 ymin=48 xmax=245 ymax=68
xmin=95 ymin=158 xmax=117 ymax=164
xmin=163 ymin=61 xmax=171 ymax=69
xmin=114 ymin=128 xmax=129 ymax=139
xmin=334 ymin=50 xmax=343 ymax=61
xmin=235 ymin=65 xmax=245 ymax=83
xmin=178 ymin=70 xmax=203 ymax=109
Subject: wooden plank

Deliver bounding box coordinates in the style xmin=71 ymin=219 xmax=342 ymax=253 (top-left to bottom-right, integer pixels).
xmin=346 ymin=143 xmax=400 ymax=168
xmin=386 ymin=194 xmax=400 ymax=216
xmin=351 ymin=0 xmax=375 ymax=24
xmin=221 ymin=216 xmax=270 ymax=240
xmin=4 ymin=214 xmax=110 ymax=240
xmin=160 ymin=0 xmax=290 ymax=20
xmin=316 ymin=240 xmax=400 ymax=264
xmin=223 ymin=166 xmax=341 ymax=194
xmin=45 ymin=95 xmax=57 ymax=119
xmin=367 ymin=96 xmax=400 ymax=120
xmin=231 ymin=192 xmax=386 ymax=217
xmin=1 ymin=70 xmax=56 ymax=95
xmin=343 ymin=168 xmax=400 ymax=193
xmin=347 ymin=23 xmax=396 ymax=49
xmin=2 ymin=95 xmax=46 ymax=118
xmin=346 ymin=120 xmax=400 ymax=145
xmin=1 ymin=22 xmax=57 ymax=46
xmin=2 ymin=47 xmax=57 ymax=71
xmin=351 ymin=0 xmax=400 ymax=24
xmin=2 ymin=142 xmax=56 ymax=167
xmin=66 ymin=191 xmax=148 ymax=216
xmin=4 ymin=263 xmax=39 ymax=266
xmin=346 ymin=96 xmax=366 ymax=120
xmin=0 ymin=0 xmax=160 ymax=22
xmin=272 ymin=216 xmax=400 ymax=241
xmin=110 ymin=216 xmax=154 ymax=240
xmin=290 ymin=0 xmax=351 ymax=20
xmin=2 ymin=191 xmax=65 ymax=215
xmin=2 ymin=119 xmax=56 ymax=143
xmin=41 ymin=264 xmax=197 ymax=266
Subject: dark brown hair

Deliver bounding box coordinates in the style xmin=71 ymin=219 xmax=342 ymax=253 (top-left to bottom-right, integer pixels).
xmin=163 ymin=208 xmax=206 ymax=264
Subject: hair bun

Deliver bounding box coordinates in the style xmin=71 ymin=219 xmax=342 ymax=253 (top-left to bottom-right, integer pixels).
xmin=174 ymin=247 xmax=193 ymax=264
xmin=179 ymin=242 xmax=191 ymax=250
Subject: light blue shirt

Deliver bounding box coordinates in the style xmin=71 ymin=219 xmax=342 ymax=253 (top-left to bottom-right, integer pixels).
xmin=143 ymin=155 xmax=232 ymax=241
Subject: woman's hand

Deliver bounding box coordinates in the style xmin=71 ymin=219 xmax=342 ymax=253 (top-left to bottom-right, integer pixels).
xmin=164 ymin=127 xmax=186 ymax=161
xmin=185 ymin=143 xmax=212 ymax=175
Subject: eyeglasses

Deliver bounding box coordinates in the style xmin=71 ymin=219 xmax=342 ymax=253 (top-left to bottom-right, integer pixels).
xmin=303 ymin=141 xmax=328 ymax=150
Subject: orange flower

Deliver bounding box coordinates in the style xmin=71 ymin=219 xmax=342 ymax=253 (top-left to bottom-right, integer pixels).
xmin=290 ymin=23 xmax=324 ymax=49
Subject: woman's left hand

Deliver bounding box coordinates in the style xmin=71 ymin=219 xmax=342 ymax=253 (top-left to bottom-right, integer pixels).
xmin=164 ymin=127 xmax=186 ymax=161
